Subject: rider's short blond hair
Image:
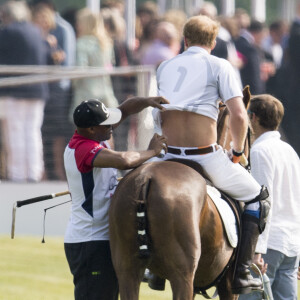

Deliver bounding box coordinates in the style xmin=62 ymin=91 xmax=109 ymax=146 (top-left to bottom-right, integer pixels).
xmin=183 ymin=15 xmax=219 ymax=48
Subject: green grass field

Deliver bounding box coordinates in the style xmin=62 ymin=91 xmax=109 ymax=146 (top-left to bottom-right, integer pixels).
xmin=0 ymin=236 xmax=299 ymax=300
xmin=0 ymin=236 xmax=175 ymax=300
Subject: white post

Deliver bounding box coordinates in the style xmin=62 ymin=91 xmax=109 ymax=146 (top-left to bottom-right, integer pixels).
xmin=280 ymin=0 xmax=296 ymax=23
xmin=136 ymin=70 xmax=156 ymax=151
xmin=86 ymin=0 xmax=100 ymax=13
xmin=251 ymin=0 xmax=266 ymax=22
xmin=194 ymin=0 xmax=204 ymax=9
xmin=172 ymin=0 xmax=181 ymax=10
xmin=193 ymin=0 xmax=204 ymax=14
xmin=185 ymin=0 xmax=194 ymax=17
xmin=125 ymin=0 xmax=136 ymax=51
xmin=221 ymin=0 xmax=235 ymax=16
xmin=157 ymin=0 xmax=167 ymax=15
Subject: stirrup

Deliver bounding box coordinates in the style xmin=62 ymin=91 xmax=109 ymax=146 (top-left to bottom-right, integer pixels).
xmin=251 ymin=264 xmax=273 ymax=300
xmin=232 ymin=265 xmax=263 ymax=295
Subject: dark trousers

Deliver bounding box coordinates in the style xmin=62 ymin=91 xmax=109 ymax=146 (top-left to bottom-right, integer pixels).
xmin=65 ymin=240 xmax=119 ymax=300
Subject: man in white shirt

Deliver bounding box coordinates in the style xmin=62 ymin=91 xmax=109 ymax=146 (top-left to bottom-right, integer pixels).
xmin=150 ymin=15 xmax=270 ymax=295
xmin=240 ymin=94 xmax=300 ymax=300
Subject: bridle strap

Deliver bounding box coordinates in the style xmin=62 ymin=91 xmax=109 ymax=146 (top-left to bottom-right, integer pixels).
xmin=217 ymin=104 xmax=227 ymax=127
xmin=217 ymin=103 xmax=252 ymax=172
xmin=246 ymin=126 xmax=251 ymax=172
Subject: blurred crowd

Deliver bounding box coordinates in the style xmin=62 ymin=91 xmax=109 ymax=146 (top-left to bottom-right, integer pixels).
xmin=0 ymin=0 xmax=300 ymax=182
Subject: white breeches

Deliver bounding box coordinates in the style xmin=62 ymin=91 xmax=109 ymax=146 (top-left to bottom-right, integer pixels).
xmin=2 ymin=97 xmax=45 ymax=181
xmin=152 ymin=145 xmax=261 ymax=211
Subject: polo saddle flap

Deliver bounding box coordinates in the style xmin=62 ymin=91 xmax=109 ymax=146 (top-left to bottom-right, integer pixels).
xmin=206 ymin=185 xmax=238 ymax=248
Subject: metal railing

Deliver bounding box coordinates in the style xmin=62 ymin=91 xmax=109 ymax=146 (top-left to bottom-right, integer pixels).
xmin=0 ymin=64 xmax=157 ymax=180
xmin=0 ymin=65 xmax=155 ymax=90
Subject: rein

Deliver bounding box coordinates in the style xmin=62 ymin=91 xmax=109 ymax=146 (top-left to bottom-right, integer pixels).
xmin=217 ymin=104 xmax=227 ymax=128
xmin=246 ymin=126 xmax=251 ymax=172
xmin=217 ymin=103 xmax=252 ymax=172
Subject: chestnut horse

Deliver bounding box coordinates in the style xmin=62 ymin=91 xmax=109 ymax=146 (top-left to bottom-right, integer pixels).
xmin=109 ymin=87 xmax=251 ymax=300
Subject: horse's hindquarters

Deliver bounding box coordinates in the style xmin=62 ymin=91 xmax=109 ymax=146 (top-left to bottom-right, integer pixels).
xmin=109 ymin=161 xmax=208 ymax=300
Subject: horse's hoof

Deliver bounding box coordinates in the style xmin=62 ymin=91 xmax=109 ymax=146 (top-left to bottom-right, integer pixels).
xmin=148 ymin=281 xmax=165 ymax=291
xmin=148 ymin=273 xmax=166 ymax=291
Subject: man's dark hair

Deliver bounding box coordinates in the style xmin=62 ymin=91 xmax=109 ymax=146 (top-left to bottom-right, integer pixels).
xmin=137 ymin=1 xmax=158 ymax=16
xmin=269 ymin=20 xmax=284 ymax=32
xmin=29 ymin=0 xmax=55 ymax=11
xmin=249 ymin=94 xmax=284 ymax=130
xmin=248 ymin=20 xmax=264 ymax=33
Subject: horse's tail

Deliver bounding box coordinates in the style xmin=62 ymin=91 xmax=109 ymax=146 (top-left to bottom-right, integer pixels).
xmin=136 ymin=176 xmax=151 ymax=259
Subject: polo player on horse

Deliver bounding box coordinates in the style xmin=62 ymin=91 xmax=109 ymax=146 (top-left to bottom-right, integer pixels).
xmin=150 ymin=15 xmax=270 ymax=295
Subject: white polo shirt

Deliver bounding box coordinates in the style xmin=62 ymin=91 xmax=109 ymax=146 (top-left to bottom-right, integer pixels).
xmin=153 ymin=46 xmax=243 ymax=126
xmin=64 ymin=131 xmax=118 ymax=243
xmin=251 ymin=131 xmax=300 ymax=256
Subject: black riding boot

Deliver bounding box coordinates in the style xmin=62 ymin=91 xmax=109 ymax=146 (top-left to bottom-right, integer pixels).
xmin=232 ymin=213 xmax=263 ymax=294
xmin=148 ymin=272 xmax=166 ymax=291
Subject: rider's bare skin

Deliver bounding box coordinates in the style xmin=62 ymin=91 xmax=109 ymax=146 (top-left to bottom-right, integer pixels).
xmin=160 ymin=96 xmax=247 ymax=152
xmin=161 ymin=110 xmax=217 ymax=147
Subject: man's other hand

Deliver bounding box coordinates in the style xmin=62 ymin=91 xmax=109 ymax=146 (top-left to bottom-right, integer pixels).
xmin=148 ymin=133 xmax=168 ymax=156
xmin=252 ymin=253 xmax=268 ymax=275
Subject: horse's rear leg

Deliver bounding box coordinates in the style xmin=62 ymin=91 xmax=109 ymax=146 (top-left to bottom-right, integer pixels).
xmin=118 ymin=271 xmax=141 ymax=300
xmin=217 ymin=268 xmax=239 ymax=300
xmin=168 ymin=255 xmax=199 ymax=300
xmin=110 ymin=243 xmax=145 ymax=300
xmin=169 ymin=275 xmax=195 ymax=300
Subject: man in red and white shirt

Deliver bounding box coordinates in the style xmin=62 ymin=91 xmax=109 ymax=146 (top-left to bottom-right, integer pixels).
xmin=64 ymin=97 xmax=168 ymax=300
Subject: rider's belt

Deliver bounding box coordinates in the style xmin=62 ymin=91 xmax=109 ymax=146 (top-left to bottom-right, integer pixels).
xmin=167 ymin=145 xmax=218 ymax=155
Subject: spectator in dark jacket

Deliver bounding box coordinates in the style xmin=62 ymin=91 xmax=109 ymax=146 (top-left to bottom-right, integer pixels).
xmin=235 ymin=20 xmax=271 ymax=94
xmin=280 ymin=1 xmax=300 ymax=157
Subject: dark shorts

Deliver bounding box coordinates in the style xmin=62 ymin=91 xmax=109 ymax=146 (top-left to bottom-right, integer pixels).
xmin=64 ymin=240 xmax=118 ymax=300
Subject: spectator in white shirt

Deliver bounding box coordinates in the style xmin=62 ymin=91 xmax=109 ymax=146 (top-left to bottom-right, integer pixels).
xmin=240 ymin=94 xmax=300 ymax=300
